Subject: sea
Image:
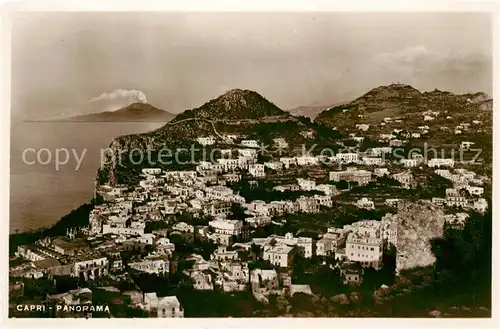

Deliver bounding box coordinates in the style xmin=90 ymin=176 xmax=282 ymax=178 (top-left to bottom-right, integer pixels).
xmin=10 ymin=121 xmax=165 ymax=234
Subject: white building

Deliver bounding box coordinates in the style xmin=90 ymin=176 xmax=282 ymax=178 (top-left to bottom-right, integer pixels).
xmin=211 ymin=246 xmax=239 ymax=261
xmin=389 ymin=139 xmax=403 ymax=147
xmin=297 ymin=237 xmax=315 ymax=258
xmin=401 ymin=159 xmax=419 ymax=168
xmin=218 ymin=158 xmax=239 ymax=171
xmin=222 ymin=173 xmax=241 ymax=183
xmin=314 ymin=194 xmax=333 ymax=208
xmin=316 ymin=228 xmax=347 ymax=256
xmin=345 ymin=232 xmax=383 ymax=270
xmin=428 ymin=158 xmax=455 ymax=168
xmin=336 ymin=152 xmax=359 ymax=164
xmin=445 ymin=188 xmax=468 ymax=208
xmin=245 ymin=215 xmax=272 ymax=228
xmin=204 ymin=186 xmax=234 ymax=200
xmin=196 ymin=136 xmax=216 ymax=146
xmin=356 ymin=124 xmax=370 ymax=131
xmin=355 ymin=197 xmax=374 ymax=210
xmin=238 ymin=148 xmax=257 ymax=158
xmin=392 ymin=172 xmax=413 ymax=189
xmin=263 ymin=244 xmax=294 ymax=268
xmin=142 ymin=168 xmax=162 ymax=176
xmin=264 ymin=161 xmax=284 ymax=171
xmin=473 ymin=198 xmax=488 ymax=213
xmin=209 ymin=219 xmax=243 ymax=236
xmin=249 ymin=164 xmax=265 ymax=177
xmin=295 ymin=156 xmax=319 ymax=166
xmin=461 ymin=141 xmax=475 ymax=150
xmin=172 ymin=222 xmax=194 ymax=233
xmin=296 ymin=178 xmax=316 ymax=191
xmin=155 ymin=238 xmax=175 ymax=256
xmin=250 ymin=269 xmax=280 ymax=302
xmin=362 ymin=157 xmax=384 ymax=166
xmin=314 ymin=184 xmax=338 ymax=196
xmin=466 ymin=186 xmax=484 ymax=196
xmin=241 ymin=140 xmax=260 ymax=148
xmin=143 ymin=293 xmax=184 ymax=318
xmin=129 ymin=259 xmax=169 ymax=275
xmin=329 ymin=168 xmax=372 ymax=186
xmin=374 ymin=168 xmax=390 ymax=177
xmin=190 ymin=271 xmax=214 ymax=291
xmin=279 ymin=157 xmax=296 ymax=169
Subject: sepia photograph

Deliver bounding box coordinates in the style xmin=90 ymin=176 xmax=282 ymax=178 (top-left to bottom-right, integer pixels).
xmin=3 ymin=2 xmax=497 ymax=325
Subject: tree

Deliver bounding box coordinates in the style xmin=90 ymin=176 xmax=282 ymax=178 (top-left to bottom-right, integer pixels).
xmin=335 ymin=180 xmax=349 ymax=190
xmin=230 ymin=203 xmax=247 ymax=220
xmin=430 ymin=207 xmax=492 ymax=292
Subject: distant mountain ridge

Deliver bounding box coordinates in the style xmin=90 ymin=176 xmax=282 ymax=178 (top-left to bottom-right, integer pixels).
xmin=288 ymin=102 xmax=346 ymax=119
xmin=62 ymin=102 xmax=175 ymax=122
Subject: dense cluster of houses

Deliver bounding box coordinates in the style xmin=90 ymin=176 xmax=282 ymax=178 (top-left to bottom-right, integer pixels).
xmin=431 ymin=168 xmax=488 ymax=213
xmin=10 ymin=129 xmax=490 ymax=316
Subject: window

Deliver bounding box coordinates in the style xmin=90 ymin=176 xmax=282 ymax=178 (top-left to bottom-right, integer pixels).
xmin=371 ymin=247 xmax=374 ymax=251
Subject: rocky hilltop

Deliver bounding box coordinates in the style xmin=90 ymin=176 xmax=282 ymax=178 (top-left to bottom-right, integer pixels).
xmin=172 ymin=88 xmax=287 ymax=121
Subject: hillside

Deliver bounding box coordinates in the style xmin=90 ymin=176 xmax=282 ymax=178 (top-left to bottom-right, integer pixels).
xmin=316 ymin=84 xmax=492 ymax=135
xmin=64 ymin=102 xmax=175 ymax=122
xmin=315 ymin=84 xmax=492 ymax=162
xmin=97 ymin=89 xmax=343 ymax=186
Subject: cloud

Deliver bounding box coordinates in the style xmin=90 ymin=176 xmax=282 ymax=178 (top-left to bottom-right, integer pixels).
xmin=89 ymin=89 xmax=148 ymax=104
xmin=372 ymin=45 xmax=430 ymax=65
xmin=367 ymin=45 xmax=492 ymax=94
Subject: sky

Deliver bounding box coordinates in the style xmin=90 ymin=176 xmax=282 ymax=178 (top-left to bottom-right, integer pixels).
xmin=11 ymin=12 xmax=492 ymax=119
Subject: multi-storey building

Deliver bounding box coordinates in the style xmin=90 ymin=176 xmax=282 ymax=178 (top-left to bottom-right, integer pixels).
xmin=329 ymin=168 xmax=372 ymax=186
xmin=249 ymin=164 xmax=265 ymax=177
xmin=196 ymin=136 xmax=216 ymax=146
xmin=208 ymin=219 xmax=243 ymax=236
xmin=128 ymin=259 xmax=169 ymax=275
xmin=345 ymin=233 xmax=383 ymax=270
xmin=427 ymin=158 xmax=455 ymax=168
xmin=241 ymin=140 xmax=260 ymax=148
xmin=143 ymin=293 xmax=184 ymax=318
xmin=263 ymin=244 xmax=294 ymax=268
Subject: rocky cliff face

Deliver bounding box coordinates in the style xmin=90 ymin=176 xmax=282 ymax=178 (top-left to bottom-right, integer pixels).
xmin=395 ymin=201 xmax=445 ymax=272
